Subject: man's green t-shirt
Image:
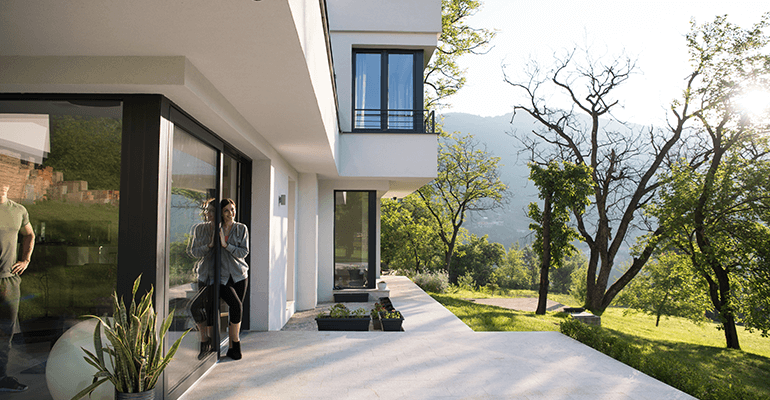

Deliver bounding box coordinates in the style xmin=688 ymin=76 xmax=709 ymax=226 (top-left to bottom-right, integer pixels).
xmin=0 ymin=200 xmax=30 ymax=279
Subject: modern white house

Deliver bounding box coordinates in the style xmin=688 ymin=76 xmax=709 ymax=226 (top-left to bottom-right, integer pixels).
xmin=0 ymin=0 xmax=441 ymax=398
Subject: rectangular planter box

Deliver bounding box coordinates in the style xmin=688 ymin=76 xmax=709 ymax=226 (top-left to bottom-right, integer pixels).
xmin=315 ymin=316 xmax=371 ymax=331
xmin=380 ymin=317 xmax=404 ymax=332
xmin=334 ymin=293 xmax=369 ymax=302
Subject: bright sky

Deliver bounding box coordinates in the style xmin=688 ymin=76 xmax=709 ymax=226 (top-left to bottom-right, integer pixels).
xmin=446 ymin=0 xmax=768 ymax=125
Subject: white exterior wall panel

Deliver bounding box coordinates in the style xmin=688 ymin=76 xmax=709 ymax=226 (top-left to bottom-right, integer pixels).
xmin=327 ymin=0 xmax=442 ymax=33
xmin=339 ymin=133 xmax=438 ymax=179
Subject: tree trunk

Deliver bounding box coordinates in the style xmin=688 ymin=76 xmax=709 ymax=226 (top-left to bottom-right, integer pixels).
xmin=712 ymin=266 xmax=741 ymax=350
xmin=694 ymin=145 xmax=740 ymax=350
xmin=536 ymin=193 xmax=552 ymax=315
xmin=723 ymin=312 xmax=741 ymax=350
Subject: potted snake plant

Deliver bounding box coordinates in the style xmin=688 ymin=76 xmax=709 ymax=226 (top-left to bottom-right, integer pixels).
xmin=72 ymin=276 xmax=189 ymax=400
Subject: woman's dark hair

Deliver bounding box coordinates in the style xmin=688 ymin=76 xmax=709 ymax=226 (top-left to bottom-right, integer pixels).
xmin=201 ymin=198 xmax=216 ymax=221
xmin=221 ymin=198 xmax=236 ymax=211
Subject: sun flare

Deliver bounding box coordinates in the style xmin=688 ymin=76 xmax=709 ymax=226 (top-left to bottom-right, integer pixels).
xmin=737 ymin=89 xmax=770 ymax=119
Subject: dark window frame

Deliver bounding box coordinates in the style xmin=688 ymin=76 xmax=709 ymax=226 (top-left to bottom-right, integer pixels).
xmin=351 ymin=49 xmax=425 ymax=133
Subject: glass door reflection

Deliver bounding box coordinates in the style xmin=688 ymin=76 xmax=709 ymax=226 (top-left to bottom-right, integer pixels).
xmin=166 ymin=126 xmax=218 ymax=389
xmin=334 ymin=191 xmax=370 ymax=289
xmin=217 ymin=154 xmax=241 ymax=348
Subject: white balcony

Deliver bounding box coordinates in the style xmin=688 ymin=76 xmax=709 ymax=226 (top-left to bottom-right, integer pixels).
xmin=338 ymin=132 xmax=438 ymax=195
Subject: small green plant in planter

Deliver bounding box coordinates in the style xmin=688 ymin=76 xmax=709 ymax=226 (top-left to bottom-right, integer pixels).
xmin=317 ymin=303 xmax=368 ymax=318
xmin=381 ymin=310 xmax=403 ymax=319
xmin=371 ymin=303 xmax=386 ymax=330
xmin=72 ymin=275 xmax=190 ymax=400
xmin=315 ymin=303 xmax=370 ymax=331
xmin=380 ymin=310 xmax=404 ymax=332
xmin=371 ymin=303 xmax=386 ymax=319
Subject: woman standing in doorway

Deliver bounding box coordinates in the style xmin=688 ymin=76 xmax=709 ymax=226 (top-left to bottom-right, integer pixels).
xmin=218 ymin=198 xmax=249 ymax=360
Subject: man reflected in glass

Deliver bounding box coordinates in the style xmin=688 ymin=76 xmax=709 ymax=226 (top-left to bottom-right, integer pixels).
xmin=0 ymin=180 xmax=35 ymax=392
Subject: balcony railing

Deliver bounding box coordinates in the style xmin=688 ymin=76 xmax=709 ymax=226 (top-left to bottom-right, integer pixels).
xmin=353 ymin=109 xmax=435 ymax=134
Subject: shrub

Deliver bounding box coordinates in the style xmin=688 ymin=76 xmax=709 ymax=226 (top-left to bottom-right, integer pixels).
xmin=457 ymin=272 xmax=475 ymax=291
xmin=482 ymin=282 xmax=499 ymax=295
xmin=559 ymin=319 xmax=754 ymax=400
xmin=413 ymin=270 xmax=449 ymax=293
xmin=569 ymin=262 xmax=588 ymax=304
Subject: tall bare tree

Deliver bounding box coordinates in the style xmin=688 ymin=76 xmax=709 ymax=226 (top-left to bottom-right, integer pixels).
xmin=505 ymin=46 xmax=704 ymax=313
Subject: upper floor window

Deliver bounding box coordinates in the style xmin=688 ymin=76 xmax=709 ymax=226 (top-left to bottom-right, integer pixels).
xmin=353 ymin=49 xmax=427 ymax=133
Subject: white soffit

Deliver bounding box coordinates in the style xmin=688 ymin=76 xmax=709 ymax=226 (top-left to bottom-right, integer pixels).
xmin=0 ymin=0 xmax=337 ymax=176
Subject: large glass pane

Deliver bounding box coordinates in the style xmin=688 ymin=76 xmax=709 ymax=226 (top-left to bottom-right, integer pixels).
xmin=0 ymin=100 xmax=121 ymax=399
xmin=334 ymin=191 xmax=369 ymax=289
xmin=388 ymin=53 xmax=415 ymax=130
xmin=217 ymin=153 xmax=241 ymax=346
xmin=166 ymin=126 xmax=217 ymax=390
xmin=354 ymin=53 xmax=382 ymax=129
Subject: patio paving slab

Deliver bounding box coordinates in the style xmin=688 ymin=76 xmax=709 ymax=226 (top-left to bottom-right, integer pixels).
xmin=179 ymin=276 xmax=695 ymax=400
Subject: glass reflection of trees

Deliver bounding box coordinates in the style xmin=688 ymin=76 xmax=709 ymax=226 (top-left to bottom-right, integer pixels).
xmin=19 ymin=114 xmax=121 ymax=329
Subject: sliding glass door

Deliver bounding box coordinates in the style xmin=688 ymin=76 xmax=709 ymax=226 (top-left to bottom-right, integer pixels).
xmin=165 ymin=125 xmax=219 ymax=391
xmin=163 ymin=110 xmax=249 ymax=399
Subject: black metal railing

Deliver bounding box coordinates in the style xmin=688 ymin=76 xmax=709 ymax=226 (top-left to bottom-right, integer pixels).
xmin=353 ymin=109 xmax=435 ymax=134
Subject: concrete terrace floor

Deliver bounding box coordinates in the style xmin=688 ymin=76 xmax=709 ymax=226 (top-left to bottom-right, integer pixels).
xmin=179 ymin=276 xmax=695 ymax=400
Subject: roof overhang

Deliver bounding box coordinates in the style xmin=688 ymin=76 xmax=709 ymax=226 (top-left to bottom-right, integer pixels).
xmin=0 ymin=0 xmax=339 ymax=177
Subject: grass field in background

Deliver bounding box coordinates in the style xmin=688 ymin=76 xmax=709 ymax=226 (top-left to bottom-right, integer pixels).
xmin=431 ymin=289 xmax=770 ymax=400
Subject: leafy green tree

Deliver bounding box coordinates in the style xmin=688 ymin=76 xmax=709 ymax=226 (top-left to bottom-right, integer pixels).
xmin=569 ymin=260 xmax=589 ymax=304
xmin=550 ymin=251 xmax=586 ymax=295
xmin=491 ymin=244 xmax=532 ymax=289
xmin=616 ymin=252 xmax=710 ymax=327
xmin=651 ymin=157 xmax=770 ymax=348
xmin=646 ymin=14 xmax=770 ymax=349
xmin=380 ymin=196 xmax=442 ymax=273
xmin=451 ymin=234 xmax=505 ymax=287
xmin=528 ymin=161 xmax=592 ymax=314
xmin=424 ymin=0 xmax=495 ymax=110
xmin=417 ymin=132 xmax=508 ymax=282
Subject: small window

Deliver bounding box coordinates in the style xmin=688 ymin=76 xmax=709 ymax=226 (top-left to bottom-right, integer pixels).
xmin=353 ymin=50 xmax=424 ymax=132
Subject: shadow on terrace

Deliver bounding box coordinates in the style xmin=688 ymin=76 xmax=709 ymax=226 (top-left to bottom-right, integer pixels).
xmin=178 ymin=276 xmax=695 ymax=400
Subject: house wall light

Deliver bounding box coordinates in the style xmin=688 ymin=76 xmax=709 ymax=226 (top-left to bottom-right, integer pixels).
xmin=278 ymin=194 xmax=286 ymax=206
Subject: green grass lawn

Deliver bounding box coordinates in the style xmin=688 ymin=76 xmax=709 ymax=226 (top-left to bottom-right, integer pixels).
xmin=430 ymin=293 xmax=568 ymax=331
xmin=431 ymin=289 xmax=770 ymax=400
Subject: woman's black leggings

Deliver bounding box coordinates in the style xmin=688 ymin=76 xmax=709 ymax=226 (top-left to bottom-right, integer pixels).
xmin=221 ymin=277 xmax=247 ymax=324
xmin=190 ymin=277 xmax=248 ymax=325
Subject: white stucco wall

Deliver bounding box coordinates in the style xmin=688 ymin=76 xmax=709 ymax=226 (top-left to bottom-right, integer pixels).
xmin=250 ymin=160 xmax=272 ymax=331
xmin=296 ymin=173 xmax=319 ymax=311
xmin=268 ymin=166 xmax=290 ymax=330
